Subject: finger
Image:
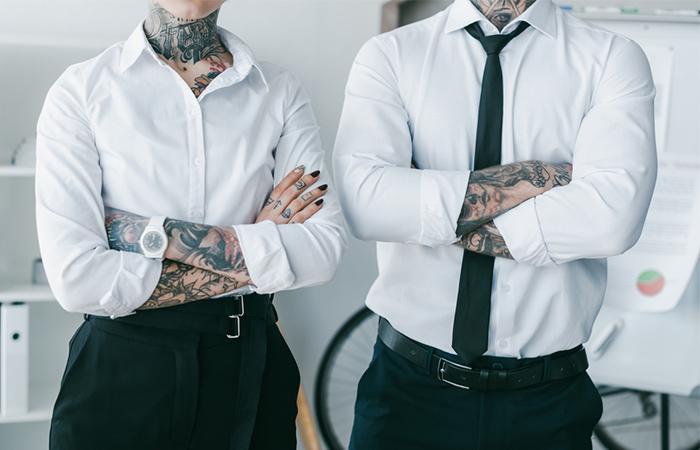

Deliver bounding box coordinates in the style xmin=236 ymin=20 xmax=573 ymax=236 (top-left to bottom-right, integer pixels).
xmin=290 ymin=198 xmax=324 ymax=224
xmin=288 ymin=184 xmax=328 ymax=218
xmin=277 ymin=170 xmax=321 ymax=212
xmin=267 ymin=165 xmax=306 ymax=204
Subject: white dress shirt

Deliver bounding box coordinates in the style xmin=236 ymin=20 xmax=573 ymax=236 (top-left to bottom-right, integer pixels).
xmin=334 ymin=0 xmax=657 ymax=358
xmin=36 ymin=24 xmax=347 ymax=317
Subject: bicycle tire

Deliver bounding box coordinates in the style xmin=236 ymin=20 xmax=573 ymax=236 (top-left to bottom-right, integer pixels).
xmin=594 ymin=423 xmax=631 ymax=450
xmin=593 ymin=388 xmax=700 ymax=450
xmin=314 ymin=306 xmax=376 ymax=450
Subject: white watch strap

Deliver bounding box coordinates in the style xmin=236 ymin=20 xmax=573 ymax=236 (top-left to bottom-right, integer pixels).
xmin=148 ymin=216 xmax=166 ymax=229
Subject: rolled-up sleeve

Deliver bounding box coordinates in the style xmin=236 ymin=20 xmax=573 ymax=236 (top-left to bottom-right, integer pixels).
xmin=36 ymin=66 xmax=162 ymax=316
xmin=494 ymin=39 xmax=658 ymax=266
xmin=234 ymin=72 xmax=347 ymax=293
xmin=333 ymin=38 xmax=470 ymax=247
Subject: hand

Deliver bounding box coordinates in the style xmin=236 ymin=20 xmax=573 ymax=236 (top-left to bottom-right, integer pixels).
xmin=503 ymin=160 xmax=573 ymax=194
xmin=256 ymin=165 xmax=328 ymax=224
xmin=548 ymin=162 xmax=573 ymax=188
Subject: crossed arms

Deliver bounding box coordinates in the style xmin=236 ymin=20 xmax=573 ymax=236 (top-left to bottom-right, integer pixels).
xmin=103 ymin=168 xmax=328 ymax=310
xmin=334 ymin=37 xmax=657 ymax=262
xmin=36 ymin=67 xmax=346 ymax=317
xmin=453 ymin=161 xmax=572 ymax=259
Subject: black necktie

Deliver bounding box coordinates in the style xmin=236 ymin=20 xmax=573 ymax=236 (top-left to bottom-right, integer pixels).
xmin=452 ymin=21 xmax=530 ymax=364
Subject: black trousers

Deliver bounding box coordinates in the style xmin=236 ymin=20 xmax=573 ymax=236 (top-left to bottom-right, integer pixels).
xmin=350 ymin=340 xmax=603 ymax=450
xmin=49 ymin=297 xmax=300 ymax=450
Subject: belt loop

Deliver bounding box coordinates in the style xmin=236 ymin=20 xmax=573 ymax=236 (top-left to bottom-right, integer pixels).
xmin=479 ymin=369 xmax=490 ymax=389
xmin=542 ymin=355 xmax=552 ymax=382
xmin=423 ymin=345 xmax=435 ymax=375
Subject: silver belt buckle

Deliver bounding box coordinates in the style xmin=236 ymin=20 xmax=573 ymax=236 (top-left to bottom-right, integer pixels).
xmin=226 ymin=295 xmax=245 ymax=339
xmin=437 ymin=358 xmax=472 ymax=390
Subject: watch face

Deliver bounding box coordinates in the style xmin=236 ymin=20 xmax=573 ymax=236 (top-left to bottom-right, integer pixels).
xmin=142 ymin=231 xmax=165 ymax=253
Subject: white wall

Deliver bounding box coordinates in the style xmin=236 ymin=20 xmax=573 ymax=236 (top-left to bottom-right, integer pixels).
xmin=0 ymin=1 xmax=386 ymax=449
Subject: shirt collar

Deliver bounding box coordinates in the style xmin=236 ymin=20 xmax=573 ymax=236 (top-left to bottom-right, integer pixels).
xmin=119 ymin=22 xmax=269 ymax=92
xmin=444 ymin=0 xmax=557 ymax=39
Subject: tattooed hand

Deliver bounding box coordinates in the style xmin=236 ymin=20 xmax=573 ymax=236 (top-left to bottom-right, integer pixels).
xmin=256 ymin=165 xmax=327 ymax=224
xmin=458 ymin=221 xmax=513 ymax=259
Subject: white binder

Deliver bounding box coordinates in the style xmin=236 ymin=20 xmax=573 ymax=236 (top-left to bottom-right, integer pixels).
xmin=0 ymin=302 xmax=29 ymax=416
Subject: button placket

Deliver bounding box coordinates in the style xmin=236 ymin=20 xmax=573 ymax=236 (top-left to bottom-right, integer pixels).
xmin=185 ymin=101 xmax=205 ymax=222
xmin=191 ymin=108 xmax=206 ymax=222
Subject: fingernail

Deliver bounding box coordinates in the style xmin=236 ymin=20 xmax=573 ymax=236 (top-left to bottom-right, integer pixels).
xmin=315 ymin=199 xmax=324 ymax=206
xmin=294 ymin=165 xmax=305 ymax=173
xmin=310 ymin=170 xmax=320 ymax=177
xmin=319 ymin=184 xmax=328 ymax=191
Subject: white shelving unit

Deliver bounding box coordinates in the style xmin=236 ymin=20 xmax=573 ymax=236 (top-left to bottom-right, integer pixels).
xmin=0 ymin=159 xmax=55 ymax=425
xmin=0 ymin=39 xmax=102 ymax=450
xmin=0 ymin=166 xmax=35 ymax=178
xmin=0 ymin=284 xmax=54 ymax=303
xmin=0 ymin=167 xmax=81 ymax=437
xmin=0 ymin=382 xmax=56 ymax=425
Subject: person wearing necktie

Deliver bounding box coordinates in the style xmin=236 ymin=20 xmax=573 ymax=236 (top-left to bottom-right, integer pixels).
xmin=334 ymin=0 xmax=657 ymax=448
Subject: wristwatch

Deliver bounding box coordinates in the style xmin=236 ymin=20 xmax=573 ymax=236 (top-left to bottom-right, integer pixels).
xmin=139 ymin=216 xmax=168 ymax=259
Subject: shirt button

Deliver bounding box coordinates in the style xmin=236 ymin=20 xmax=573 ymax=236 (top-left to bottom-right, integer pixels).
xmin=498 ymin=339 xmax=509 ymax=349
xmin=502 ymin=283 xmax=511 ymax=293
xmin=194 ymin=157 xmax=203 ymax=166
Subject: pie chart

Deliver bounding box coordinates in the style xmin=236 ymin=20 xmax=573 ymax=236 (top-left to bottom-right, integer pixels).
xmin=637 ymin=270 xmax=665 ymax=297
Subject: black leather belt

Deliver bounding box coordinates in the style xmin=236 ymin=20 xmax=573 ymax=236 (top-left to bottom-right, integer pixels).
xmin=87 ymin=293 xmax=276 ymax=339
xmin=378 ymin=318 xmax=588 ymax=391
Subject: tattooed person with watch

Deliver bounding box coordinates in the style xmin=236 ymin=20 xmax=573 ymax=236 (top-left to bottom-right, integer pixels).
xmin=335 ymin=0 xmax=657 ymax=449
xmin=36 ymin=1 xmax=346 ymax=449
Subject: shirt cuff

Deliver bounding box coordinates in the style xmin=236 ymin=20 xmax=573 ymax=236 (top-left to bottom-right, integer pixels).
xmin=419 ymin=169 xmax=471 ymax=246
xmin=233 ymin=220 xmax=296 ymax=294
xmin=102 ymin=252 xmax=162 ymax=318
xmin=493 ymin=197 xmax=555 ymax=266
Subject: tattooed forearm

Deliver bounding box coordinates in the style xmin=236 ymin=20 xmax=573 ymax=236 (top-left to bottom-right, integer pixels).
xmin=457 ymin=161 xmax=572 ymax=236
xmin=457 ymin=221 xmax=513 ymax=259
xmin=140 ymin=260 xmax=242 ymax=310
xmin=105 ymin=211 xmax=147 ymax=253
xmin=470 ymin=0 xmax=537 ymax=30
xmin=164 ymin=220 xmax=250 ymax=281
xmin=104 ymin=208 xmax=251 ymax=283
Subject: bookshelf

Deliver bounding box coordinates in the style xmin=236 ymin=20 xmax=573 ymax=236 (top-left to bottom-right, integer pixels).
xmin=0 ymin=168 xmax=82 ymax=431
xmin=0 ymin=284 xmax=54 ymax=303
xmin=0 ymin=40 xmax=107 ymax=450
xmin=0 ymin=166 xmax=35 ymax=178
xmin=0 ymin=381 xmax=55 ymax=424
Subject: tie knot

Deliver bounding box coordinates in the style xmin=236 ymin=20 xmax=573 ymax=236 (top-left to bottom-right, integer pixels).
xmin=481 ymin=35 xmax=514 ymax=55
xmin=466 ymin=21 xmax=531 ymax=56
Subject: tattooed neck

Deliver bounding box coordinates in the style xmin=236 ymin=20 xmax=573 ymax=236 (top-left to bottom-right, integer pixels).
xmin=470 ymin=0 xmax=537 ymax=30
xmin=144 ymin=4 xmax=225 ymax=65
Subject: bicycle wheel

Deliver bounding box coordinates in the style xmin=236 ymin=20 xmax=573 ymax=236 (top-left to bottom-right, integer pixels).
xmin=594 ymin=386 xmax=700 ymax=450
xmin=315 ymin=307 xmax=377 ymax=450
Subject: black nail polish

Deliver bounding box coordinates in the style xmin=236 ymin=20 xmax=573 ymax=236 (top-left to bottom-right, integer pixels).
xmin=315 ymin=199 xmax=324 ymax=206
xmin=310 ymin=170 xmax=321 ymax=177
xmin=319 ymin=184 xmax=328 ymax=191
